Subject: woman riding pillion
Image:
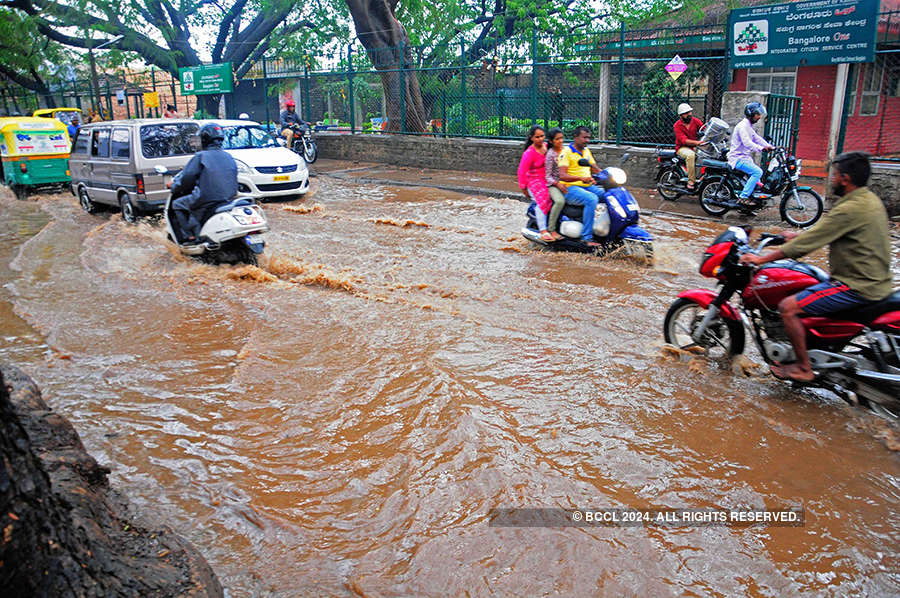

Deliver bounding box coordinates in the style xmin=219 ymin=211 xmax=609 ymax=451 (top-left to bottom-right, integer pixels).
xmin=517 ymin=125 xmax=564 ymax=242
xmin=730 ymin=102 xmax=775 ymax=207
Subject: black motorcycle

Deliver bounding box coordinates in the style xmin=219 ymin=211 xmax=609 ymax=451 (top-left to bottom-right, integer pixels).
xmin=655 ymin=142 xmax=727 ymax=201
xmin=698 ymin=147 xmax=824 ymax=227
xmin=290 ymin=122 xmax=318 ymax=164
xmin=656 ymin=117 xmax=730 ymax=201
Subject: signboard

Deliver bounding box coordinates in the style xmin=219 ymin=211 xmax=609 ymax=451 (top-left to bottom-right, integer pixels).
xmin=143 ymin=91 xmax=160 ymax=109
xmin=576 ymin=32 xmax=725 ymax=54
xmin=665 ymin=55 xmax=688 ymax=81
xmin=728 ymin=0 xmax=879 ymax=69
xmin=179 ymin=63 xmax=234 ymax=96
xmin=13 ymin=132 xmax=69 ymax=155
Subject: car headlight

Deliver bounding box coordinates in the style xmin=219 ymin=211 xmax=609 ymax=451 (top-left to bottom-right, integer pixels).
xmin=235 ymin=159 xmax=252 ymax=175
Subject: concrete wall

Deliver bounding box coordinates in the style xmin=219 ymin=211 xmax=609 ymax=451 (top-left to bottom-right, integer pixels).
xmin=869 ymin=163 xmax=900 ymax=218
xmin=316 ymin=133 xmax=661 ymax=189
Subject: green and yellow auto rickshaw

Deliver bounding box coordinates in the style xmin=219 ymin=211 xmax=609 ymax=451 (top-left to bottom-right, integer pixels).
xmin=33 ymin=107 xmax=84 ymax=126
xmin=0 ymin=116 xmax=71 ymax=199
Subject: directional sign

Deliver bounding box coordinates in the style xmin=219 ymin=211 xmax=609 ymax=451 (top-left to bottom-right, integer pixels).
xmin=728 ymin=0 xmax=879 ymax=69
xmin=665 ymin=55 xmax=688 ymax=81
xmin=179 ymin=63 xmax=234 ymax=96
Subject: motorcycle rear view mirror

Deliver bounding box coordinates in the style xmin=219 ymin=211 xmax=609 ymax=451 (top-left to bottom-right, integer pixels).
xmin=154 ymin=165 xmax=169 ymax=175
xmin=620 ymin=153 xmax=630 ymax=164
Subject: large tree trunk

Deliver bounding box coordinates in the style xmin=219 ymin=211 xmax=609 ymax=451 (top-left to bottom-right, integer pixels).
xmin=345 ymin=0 xmax=427 ymax=133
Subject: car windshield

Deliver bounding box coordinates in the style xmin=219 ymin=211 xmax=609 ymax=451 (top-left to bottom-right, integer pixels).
xmin=48 ymin=111 xmax=82 ymax=126
xmin=140 ymin=123 xmax=199 ymax=158
xmin=221 ymin=125 xmax=278 ymax=150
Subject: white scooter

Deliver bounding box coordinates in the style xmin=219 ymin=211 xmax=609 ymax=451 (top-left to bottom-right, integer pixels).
xmin=154 ymin=165 xmax=269 ymax=266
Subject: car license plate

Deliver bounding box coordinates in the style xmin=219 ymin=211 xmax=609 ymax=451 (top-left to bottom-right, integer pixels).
xmin=273 ymin=175 xmax=289 ymax=182
xmin=246 ymin=234 xmax=265 ymax=244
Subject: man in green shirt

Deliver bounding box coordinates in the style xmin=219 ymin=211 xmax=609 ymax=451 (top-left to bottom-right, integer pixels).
xmin=739 ymin=152 xmax=894 ymax=382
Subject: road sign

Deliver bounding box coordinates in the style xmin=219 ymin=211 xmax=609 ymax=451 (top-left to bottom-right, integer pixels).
xmin=179 ymin=63 xmax=234 ymax=96
xmin=728 ymin=0 xmax=879 ymax=69
xmin=665 ymin=55 xmax=688 ymax=81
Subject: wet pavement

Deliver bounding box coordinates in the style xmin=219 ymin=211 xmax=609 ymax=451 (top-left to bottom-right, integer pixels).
xmin=1 ymin=175 xmax=899 ymax=597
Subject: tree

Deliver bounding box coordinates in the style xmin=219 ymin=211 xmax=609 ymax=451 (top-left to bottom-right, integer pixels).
xmin=0 ymin=0 xmax=346 ymax=114
xmin=0 ymin=11 xmax=72 ymax=109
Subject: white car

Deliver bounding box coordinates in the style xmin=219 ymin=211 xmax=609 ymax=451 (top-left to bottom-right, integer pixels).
xmin=207 ymin=119 xmax=309 ymax=201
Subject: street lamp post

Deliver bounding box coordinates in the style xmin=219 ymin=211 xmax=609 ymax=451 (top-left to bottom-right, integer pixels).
xmin=88 ymin=35 xmax=123 ymax=120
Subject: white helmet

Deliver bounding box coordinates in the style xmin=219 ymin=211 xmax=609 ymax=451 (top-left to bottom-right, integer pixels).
xmin=238 ymin=112 xmax=250 ymax=120
xmin=677 ymin=103 xmax=693 ymax=116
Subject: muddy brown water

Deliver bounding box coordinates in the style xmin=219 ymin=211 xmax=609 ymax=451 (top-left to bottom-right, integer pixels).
xmin=2 ymin=180 xmax=899 ymax=597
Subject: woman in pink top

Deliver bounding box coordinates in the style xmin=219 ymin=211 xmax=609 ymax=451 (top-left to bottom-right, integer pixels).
xmin=517 ymin=125 xmax=557 ymax=242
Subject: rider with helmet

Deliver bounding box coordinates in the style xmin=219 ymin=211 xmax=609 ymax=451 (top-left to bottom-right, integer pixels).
xmin=170 ymin=123 xmax=239 ymax=243
xmin=280 ymin=100 xmax=305 ymax=148
xmin=673 ymin=103 xmax=704 ymax=191
xmin=729 ymin=102 xmax=776 ymax=207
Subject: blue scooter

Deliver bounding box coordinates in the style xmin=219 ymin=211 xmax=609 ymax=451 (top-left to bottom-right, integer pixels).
xmin=521 ymin=155 xmax=654 ymax=262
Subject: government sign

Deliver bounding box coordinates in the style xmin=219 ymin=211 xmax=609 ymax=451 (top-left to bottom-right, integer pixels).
xmin=727 ymin=0 xmax=879 ymax=69
xmin=179 ymin=63 xmax=234 ymax=96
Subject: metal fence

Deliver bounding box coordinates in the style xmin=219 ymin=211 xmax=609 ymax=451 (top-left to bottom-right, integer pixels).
xmin=245 ymin=25 xmax=731 ymax=147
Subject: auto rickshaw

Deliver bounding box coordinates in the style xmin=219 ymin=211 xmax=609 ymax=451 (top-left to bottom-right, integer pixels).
xmin=0 ymin=116 xmax=71 ymax=199
xmin=33 ymin=107 xmax=84 ymax=127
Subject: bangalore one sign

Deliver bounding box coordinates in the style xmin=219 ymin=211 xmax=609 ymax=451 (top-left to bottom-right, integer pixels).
xmin=179 ymin=63 xmax=234 ymax=96
xmin=728 ymin=0 xmax=879 ymax=69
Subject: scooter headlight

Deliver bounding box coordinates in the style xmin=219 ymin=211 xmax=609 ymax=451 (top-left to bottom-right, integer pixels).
xmin=235 ymin=159 xmax=252 ymax=175
xmin=608 ymin=167 xmax=627 ymax=186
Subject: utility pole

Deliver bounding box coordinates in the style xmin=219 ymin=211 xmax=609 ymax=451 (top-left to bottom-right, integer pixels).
xmin=88 ymin=35 xmax=123 ymax=119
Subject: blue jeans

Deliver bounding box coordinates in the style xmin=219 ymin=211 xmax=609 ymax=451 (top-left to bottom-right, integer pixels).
xmin=734 ymin=159 xmax=763 ymax=199
xmin=564 ymin=185 xmax=602 ymax=241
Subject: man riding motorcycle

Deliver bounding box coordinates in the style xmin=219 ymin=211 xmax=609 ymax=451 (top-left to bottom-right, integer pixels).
xmin=171 ymin=123 xmax=239 ymax=244
xmin=730 ymin=102 xmax=776 ymax=207
xmin=280 ymin=100 xmax=305 ymax=147
xmin=739 ymin=151 xmax=893 ymax=382
xmin=673 ymin=103 xmax=704 ymax=191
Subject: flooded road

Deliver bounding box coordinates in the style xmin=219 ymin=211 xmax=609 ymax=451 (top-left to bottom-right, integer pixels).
xmin=2 ymin=178 xmax=899 ymax=597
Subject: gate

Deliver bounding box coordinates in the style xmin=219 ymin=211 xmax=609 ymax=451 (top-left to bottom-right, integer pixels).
xmin=765 ymin=94 xmax=801 ymax=155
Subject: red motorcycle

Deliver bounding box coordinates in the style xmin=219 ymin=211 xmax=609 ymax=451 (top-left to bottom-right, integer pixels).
xmin=663 ymin=226 xmax=900 ymax=418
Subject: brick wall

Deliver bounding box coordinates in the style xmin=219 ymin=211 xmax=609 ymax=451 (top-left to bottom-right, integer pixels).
xmin=315 ymin=134 xmax=660 ymax=189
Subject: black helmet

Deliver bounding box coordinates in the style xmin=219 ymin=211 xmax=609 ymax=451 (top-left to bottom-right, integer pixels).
xmin=199 ymin=123 xmax=224 ymax=148
xmin=744 ymin=102 xmax=767 ymax=119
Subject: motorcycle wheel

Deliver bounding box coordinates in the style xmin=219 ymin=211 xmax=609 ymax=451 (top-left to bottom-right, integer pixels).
xmin=663 ymin=298 xmax=745 ymax=358
xmin=779 ymin=189 xmax=824 ymax=228
xmin=656 ymin=170 xmax=681 ymax=201
xmin=303 ymin=141 xmax=318 ymax=164
xmin=699 ymin=180 xmax=732 ymax=217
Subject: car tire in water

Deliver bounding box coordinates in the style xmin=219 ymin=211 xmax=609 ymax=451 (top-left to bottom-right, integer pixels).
xmin=656 ymin=169 xmax=682 ymax=201
xmin=780 ymin=189 xmax=823 ymax=228
xmin=699 ymin=180 xmax=732 ymax=217
xmin=663 ymin=297 xmax=745 ymax=358
xmin=120 ymin=194 xmax=140 ymax=224
xmin=79 ymin=186 xmax=98 ymax=214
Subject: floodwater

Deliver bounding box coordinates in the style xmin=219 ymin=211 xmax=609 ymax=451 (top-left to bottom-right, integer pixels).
xmin=2 ymin=179 xmax=900 ymax=597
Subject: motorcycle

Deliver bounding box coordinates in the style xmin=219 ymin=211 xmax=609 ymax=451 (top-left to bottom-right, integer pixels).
xmin=698 ymin=147 xmax=824 ymax=227
xmin=656 ymin=117 xmax=731 ymax=201
xmin=522 ymin=155 xmax=654 ymax=262
xmin=290 ymin=122 xmax=318 ymax=164
xmin=663 ymin=226 xmax=900 ymax=418
xmin=154 ymin=165 xmax=269 ymax=266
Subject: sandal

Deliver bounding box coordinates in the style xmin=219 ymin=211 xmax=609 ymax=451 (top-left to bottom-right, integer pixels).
xmin=539 ymin=230 xmax=555 ymax=242
xmin=550 ymin=231 xmax=565 ymax=241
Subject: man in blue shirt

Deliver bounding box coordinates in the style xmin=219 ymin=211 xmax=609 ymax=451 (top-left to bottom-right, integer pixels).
xmin=67 ymin=116 xmax=81 ymax=144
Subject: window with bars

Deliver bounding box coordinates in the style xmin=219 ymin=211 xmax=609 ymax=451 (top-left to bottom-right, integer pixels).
xmin=746 ymin=67 xmax=797 ymax=96
xmin=860 ymin=58 xmax=885 ymax=116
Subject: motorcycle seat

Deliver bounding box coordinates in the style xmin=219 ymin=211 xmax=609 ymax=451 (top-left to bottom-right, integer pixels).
xmin=840 ymin=290 xmax=900 ymax=323
xmin=700 ymin=158 xmax=729 ymax=170
xmin=658 ymin=149 xmax=677 ymax=159
xmin=214 ymin=198 xmax=254 ymax=214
